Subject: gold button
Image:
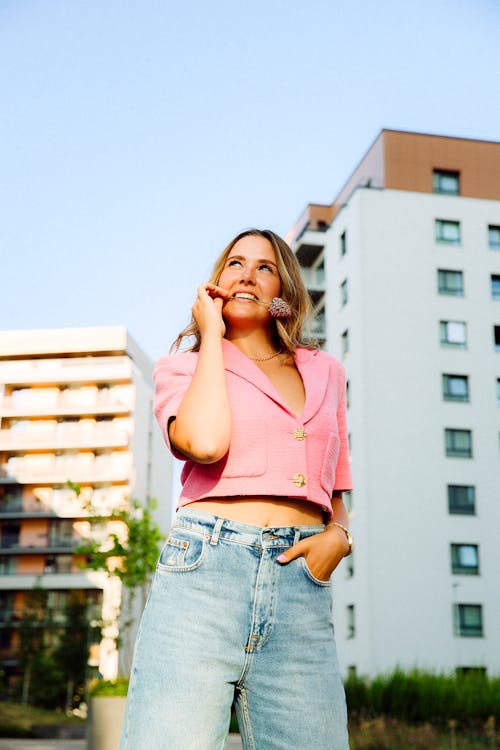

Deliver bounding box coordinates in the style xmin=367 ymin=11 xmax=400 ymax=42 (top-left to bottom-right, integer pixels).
xmin=293 ymin=427 xmax=307 ymax=441
xmin=293 ymin=473 xmax=306 ymax=487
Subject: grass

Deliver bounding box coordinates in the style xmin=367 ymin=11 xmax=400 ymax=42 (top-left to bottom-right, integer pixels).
xmin=348 ymin=716 xmax=499 ymax=750
xmin=0 ymin=702 xmax=85 ymax=738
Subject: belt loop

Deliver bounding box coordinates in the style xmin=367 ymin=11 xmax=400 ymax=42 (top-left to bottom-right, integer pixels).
xmin=293 ymin=528 xmax=301 ymax=545
xmin=210 ymin=517 xmax=224 ymax=545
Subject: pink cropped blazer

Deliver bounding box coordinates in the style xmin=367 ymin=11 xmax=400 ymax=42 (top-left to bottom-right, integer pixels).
xmin=153 ymin=338 xmax=352 ymax=518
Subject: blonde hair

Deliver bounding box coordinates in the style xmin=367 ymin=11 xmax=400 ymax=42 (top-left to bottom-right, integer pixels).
xmin=172 ymin=229 xmax=316 ymax=353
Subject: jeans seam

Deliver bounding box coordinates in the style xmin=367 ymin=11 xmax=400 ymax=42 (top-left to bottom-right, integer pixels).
xmin=236 ymin=688 xmax=256 ymax=750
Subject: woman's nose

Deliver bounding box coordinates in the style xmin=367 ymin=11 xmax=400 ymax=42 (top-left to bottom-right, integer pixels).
xmin=240 ymin=264 xmax=256 ymax=283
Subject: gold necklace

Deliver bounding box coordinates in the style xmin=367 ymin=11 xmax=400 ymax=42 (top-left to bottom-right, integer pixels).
xmin=246 ymin=350 xmax=283 ymax=362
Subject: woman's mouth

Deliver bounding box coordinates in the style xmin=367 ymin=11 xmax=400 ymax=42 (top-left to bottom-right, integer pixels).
xmin=230 ymin=293 xmax=260 ymax=302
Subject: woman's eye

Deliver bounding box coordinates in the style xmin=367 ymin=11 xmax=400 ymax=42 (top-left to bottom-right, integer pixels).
xmin=227 ymin=259 xmax=241 ymax=267
xmin=259 ymin=264 xmax=273 ymax=272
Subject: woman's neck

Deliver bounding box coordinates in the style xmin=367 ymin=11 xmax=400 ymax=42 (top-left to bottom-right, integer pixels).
xmin=225 ymin=328 xmax=279 ymax=358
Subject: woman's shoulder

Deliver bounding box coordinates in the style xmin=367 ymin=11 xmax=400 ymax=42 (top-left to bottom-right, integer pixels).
xmin=296 ymin=346 xmax=344 ymax=370
xmin=154 ymin=350 xmax=198 ymax=378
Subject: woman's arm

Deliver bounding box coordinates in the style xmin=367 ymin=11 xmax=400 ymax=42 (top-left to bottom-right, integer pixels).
xmin=168 ymin=284 xmax=232 ymax=463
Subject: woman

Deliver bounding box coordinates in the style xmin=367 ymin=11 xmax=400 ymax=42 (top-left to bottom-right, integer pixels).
xmin=120 ymin=229 xmax=353 ymax=750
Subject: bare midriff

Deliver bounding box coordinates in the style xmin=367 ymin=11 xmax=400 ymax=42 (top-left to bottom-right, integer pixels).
xmin=184 ymin=496 xmax=324 ymax=527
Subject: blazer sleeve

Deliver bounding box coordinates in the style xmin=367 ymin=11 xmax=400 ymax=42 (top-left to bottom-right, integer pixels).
xmin=153 ymin=353 xmax=195 ymax=460
xmin=333 ymin=363 xmax=353 ymax=491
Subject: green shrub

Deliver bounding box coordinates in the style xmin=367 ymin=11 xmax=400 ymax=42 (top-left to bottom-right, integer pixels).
xmin=88 ymin=678 xmax=129 ymax=698
xmin=345 ymin=669 xmax=500 ymax=727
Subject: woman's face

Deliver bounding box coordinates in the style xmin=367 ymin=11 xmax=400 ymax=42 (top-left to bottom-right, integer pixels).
xmin=218 ymin=234 xmax=282 ymax=327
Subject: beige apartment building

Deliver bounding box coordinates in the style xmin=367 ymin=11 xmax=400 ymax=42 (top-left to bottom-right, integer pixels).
xmin=288 ymin=130 xmax=500 ymax=677
xmin=0 ymin=326 xmax=172 ymax=692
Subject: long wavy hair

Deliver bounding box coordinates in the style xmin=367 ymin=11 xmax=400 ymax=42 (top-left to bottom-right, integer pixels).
xmin=172 ymin=229 xmax=316 ymax=353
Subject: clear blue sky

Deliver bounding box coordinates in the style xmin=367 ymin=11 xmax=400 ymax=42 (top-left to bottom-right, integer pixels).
xmin=1 ymin=0 xmax=499 ymax=361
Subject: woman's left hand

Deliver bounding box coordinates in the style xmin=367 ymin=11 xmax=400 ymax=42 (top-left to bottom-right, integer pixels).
xmin=276 ymin=526 xmax=349 ymax=582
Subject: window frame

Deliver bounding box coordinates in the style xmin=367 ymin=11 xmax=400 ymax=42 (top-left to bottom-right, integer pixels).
xmin=340 ymin=230 xmax=347 ymax=257
xmin=340 ymin=278 xmax=349 ymax=307
xmin=436 ymin=219 xmax=461 ymax=245
xmin=451 ymin=543 xmax=479 ymax=575
xmin=438 ymin=269 xmax=464 ymax=296
xmin=488 ymin=224 xmax=500 ymax=250
xmin=445 ymin=428 xmax=473 ymax=458
xmin=491 ymin=275 xmax=500 ymax=301
xmin=442 ymin=374 xmax=469 ymax=402
xmin=433 ymin=169 xmax=460 ymax=195
xmin=448 ymin=485 xmax=476 ymax=515
xmin=440 ymin=320 xmax=467 ymax=349
xmin=453 ymin=604 xmax=483 ymax=637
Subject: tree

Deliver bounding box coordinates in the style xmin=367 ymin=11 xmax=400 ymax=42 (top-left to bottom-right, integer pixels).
xmin=74 ymin=488 xmax=164 ymax=673
xmin=53 ymin=591 xmax=91 ymax=711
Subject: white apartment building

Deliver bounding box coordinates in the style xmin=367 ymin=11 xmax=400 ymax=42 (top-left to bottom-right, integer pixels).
xmin=0 ymin=326 xmax=172 ymax=690
xmin=288 ymin=130 xmax=500 ymax=677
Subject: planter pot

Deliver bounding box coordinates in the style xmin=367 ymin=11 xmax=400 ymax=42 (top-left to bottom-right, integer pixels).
xmin=87 ymin=696 xmax=127 ymax=750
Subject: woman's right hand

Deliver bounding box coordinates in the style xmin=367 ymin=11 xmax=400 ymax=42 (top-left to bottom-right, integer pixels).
xmin=192 ymin=283 xmax=229 ymax=339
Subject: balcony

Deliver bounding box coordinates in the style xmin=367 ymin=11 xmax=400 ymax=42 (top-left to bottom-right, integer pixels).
xmin=300 ymin=267 xmax=326 ymax=292
xmin=3 ymin=452 xmax=134 ymax=485
xmin=0 ymin=384 xmax=134 ymax=418
xmin=0 ymin=532 xmax=80 ymax=554
xmin=310 ymin=316 xmax=326 ymax=341
xmin=0 ymin=356 xmax=133 ymax=389
xmin=0 ymin=486 xmax=128 ymax=519
xmin=0 ymin=421 xmax=131 ymax=452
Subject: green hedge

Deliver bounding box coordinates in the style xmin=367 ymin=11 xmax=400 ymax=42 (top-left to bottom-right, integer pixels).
xmin=88 ymin=678 xmax=129 ymax=697
xmin=345 ymin=669 xmax=500 ymax=726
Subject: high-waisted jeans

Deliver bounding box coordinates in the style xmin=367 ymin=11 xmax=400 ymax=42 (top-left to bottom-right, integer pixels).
xmin=120 ymin=507 xmax=349 ymax=750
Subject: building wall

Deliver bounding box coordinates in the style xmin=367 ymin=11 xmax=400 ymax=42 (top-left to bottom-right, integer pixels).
xmin=323 ymin=186 xmax=500 ymax=676
xmin=0 ymin=327 xmax=173 ymax=686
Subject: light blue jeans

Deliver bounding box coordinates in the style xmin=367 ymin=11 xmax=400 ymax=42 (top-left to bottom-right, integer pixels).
xmin=120 ymin=507 xmax=349 ymax=750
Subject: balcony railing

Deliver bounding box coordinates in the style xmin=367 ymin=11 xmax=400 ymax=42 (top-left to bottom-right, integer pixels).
xmin=1 ymin=530 xmax=80 ymax=552
xmin=0 ymin=422 xmax=131 ymax=451
xmin=300 ymin=267 xmax=326 ymax=290
xmin=2 ymin=453 xmax=134 ymax=484
xmin=0 ymin=384 xmax=134 ymax=418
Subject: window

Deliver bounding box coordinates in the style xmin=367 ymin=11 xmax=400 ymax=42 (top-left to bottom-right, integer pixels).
xmin=345 ymin=551 xmax=354 ymax=578
xmin=341 ymin=329 xmax=349 ymax=357
xmin=495 ymin=326 xmax=500 ymax=352
xmin=436 ymin=219 xmax=461 ymax=245
xmin=497 ymin=379 xmax=500 ymax=405
xmin=491 ymin=275 xmax=500 ymax=300
xmin=438 ymin=269 xmax=464 ymax=296
xmin=453 ymin=604 xmax=483 ymax=637
xmin=340 ymin=231 xmax=347 ymax=257
xmin=451 ymin=544 xmax=479 ymax=575
xmin=340 ymin=278 xmax=348 ymax=306
xmin=445 ymin=428 xmax=472 ymax=458
xmin=456 ymin=667 xmax=487 ymax=678
xmin=343 ymin=490 xmax=353 ymax=513
xmin=442 ymin=374 xmax=469 ymax=402
xmin=0 ymin=556 xmax=16 ymax=574
xmin=488 ymin=225 xmax=500 ymax=250
xmin=346 ymin=604 xmax=355 ymax=638
xmin=448 ymin=485 xmax=476 ymax=515
xmin=440 ymin=321 xmax=466 ymax=348
xmin=433 ymin=169 xmax=460 ymax=195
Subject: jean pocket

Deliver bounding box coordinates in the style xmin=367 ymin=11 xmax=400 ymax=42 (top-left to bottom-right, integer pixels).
xmin=157 ymin=528 xmax=206 ymax=572
xmin=299 ymin=556 xmax=332 ymax=587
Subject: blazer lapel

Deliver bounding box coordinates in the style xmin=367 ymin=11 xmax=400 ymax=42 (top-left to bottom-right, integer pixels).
xmin=294 ymin=348 xmax=330 ymax=423
xmin=222 ymin=340 xmax=330 ymax=421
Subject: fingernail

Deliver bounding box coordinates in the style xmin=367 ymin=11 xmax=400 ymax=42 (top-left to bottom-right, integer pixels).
xmin=276 ymin=554 xmax=286 ymax=563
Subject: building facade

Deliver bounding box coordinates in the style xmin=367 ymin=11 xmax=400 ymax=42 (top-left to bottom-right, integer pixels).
xmin=0 ymin=326 xmax=172 ymax=693
xmin=288 ymin=130 xmax=500 ymax=677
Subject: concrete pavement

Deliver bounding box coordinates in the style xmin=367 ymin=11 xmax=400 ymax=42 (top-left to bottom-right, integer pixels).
xmin=0 ymin=736 xmax=243 ymax=750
